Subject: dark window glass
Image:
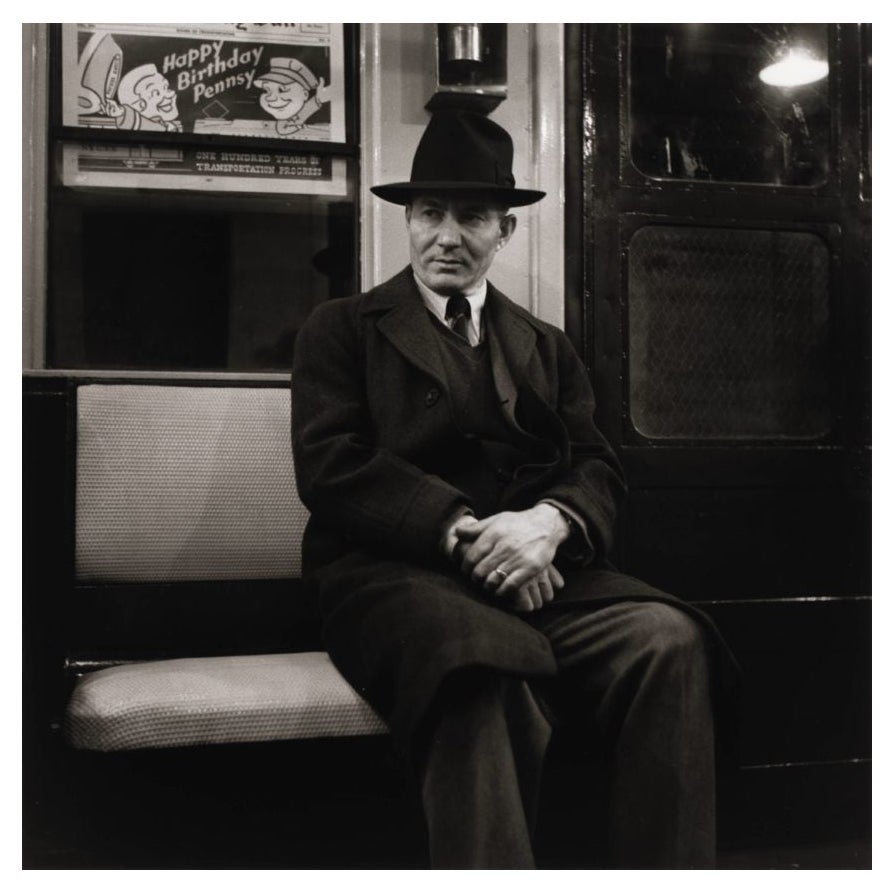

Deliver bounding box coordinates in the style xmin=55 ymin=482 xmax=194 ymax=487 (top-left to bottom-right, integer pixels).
xmin=628 ymin=225 xmax=831 ymax=440
xmin=629 ymin=24 xmax=830 ymax=186
xmin=47 ymin=174 xmax=356 ymax=372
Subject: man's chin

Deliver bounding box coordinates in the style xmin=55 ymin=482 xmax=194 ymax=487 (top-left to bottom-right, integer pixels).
xmin=423 ymin=271 xmax=472 ymax=294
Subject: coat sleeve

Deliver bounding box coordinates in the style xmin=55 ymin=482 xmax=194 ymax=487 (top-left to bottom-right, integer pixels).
xmin=291 ymin=299 xmax=469 ymax=560
xmin=532 ymin=330 xmax=628 ymax=566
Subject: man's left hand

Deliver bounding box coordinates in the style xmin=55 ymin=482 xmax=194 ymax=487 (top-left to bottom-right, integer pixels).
xmin=456 ymin=504 xmax=570 ymax=596
xmin=508 ymin=564 xmax=565 ymax=612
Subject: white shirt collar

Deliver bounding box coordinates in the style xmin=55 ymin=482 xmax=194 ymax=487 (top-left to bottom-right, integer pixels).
xmin=413 ymin=273 xmax=487 ymax=345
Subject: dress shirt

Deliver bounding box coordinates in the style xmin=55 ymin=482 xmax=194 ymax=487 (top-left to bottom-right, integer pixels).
xmin=414 ymin=273 xmax=487 ymax=346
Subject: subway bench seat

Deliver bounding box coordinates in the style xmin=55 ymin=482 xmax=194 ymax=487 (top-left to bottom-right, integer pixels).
xmin=64 ymin=383 xmax=388 ymax=752
xmin=65 ymin=652 xmax=387 ymax=751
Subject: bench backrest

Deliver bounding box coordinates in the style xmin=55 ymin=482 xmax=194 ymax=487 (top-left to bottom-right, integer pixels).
xmin=76 ymin=384 xmax=307 ymax=583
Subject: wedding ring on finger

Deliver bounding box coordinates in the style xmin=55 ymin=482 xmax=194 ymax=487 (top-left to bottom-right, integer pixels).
xmin=494 ymin=567 xmax=509 ymax=582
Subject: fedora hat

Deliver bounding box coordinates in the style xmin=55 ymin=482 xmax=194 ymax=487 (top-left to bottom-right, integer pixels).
xmin=371 ymin=110 xmax=546 ymax=207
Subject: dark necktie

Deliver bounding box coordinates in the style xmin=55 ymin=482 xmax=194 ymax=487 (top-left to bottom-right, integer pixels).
xmin=445 ymin=294 xmax=473 ymax=345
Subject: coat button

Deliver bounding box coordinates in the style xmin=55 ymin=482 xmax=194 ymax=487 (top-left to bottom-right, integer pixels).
xmin=424 ymin=387 xmax=440 ymax=407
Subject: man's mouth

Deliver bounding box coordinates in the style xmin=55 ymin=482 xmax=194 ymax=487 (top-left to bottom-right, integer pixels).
xmin=158 ymin=98 xmax=174 ymax=113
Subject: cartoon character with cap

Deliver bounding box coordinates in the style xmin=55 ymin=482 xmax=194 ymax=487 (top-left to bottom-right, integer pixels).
xmin=255 ymin=57 xmax=331 ymax=136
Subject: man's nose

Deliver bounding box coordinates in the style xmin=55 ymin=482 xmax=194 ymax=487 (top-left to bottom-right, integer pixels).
xmin=436 ymin=217 xmax=462 ymax=247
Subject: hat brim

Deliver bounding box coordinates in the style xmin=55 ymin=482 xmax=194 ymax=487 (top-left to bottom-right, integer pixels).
xmin=371 ymin=181 xmax=546 ymax=207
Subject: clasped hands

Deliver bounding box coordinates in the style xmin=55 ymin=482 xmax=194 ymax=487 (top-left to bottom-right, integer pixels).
xmin=443 ymin=504 xmax=570 ymax=613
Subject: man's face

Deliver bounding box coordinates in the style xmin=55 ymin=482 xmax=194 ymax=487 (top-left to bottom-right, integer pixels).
xmin=406 ymin=195 xmax=516 ymax=295
xmin=259 ymin=80 xmax=310 ymax=120
xmin=138 ymin=73 xmax=178 ymax=121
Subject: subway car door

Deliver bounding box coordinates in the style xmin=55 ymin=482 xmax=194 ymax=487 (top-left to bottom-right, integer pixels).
xmin=568 ymin=23 xmax=870 ymax=851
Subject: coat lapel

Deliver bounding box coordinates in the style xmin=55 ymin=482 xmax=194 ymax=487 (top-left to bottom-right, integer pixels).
xmin=366 ymin=268 xmax=449 ymax=388
xmin=484 ymin=284 xmax=551 ymax=423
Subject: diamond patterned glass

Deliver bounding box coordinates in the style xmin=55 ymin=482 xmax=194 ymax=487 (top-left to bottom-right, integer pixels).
xmin=628 ymin=225 xmax=831 ymax=440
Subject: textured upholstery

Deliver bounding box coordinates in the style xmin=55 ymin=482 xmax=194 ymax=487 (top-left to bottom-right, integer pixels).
xmin=76 ymin=384 xmax=308 ymax=582
xmin=70 ymin=384 xmax=384 ymax=752
xmin=65 ymin=652 xmax=388 ymax=751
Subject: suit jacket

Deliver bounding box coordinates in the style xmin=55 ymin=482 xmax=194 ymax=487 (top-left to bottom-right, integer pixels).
xmin=291 ymin=267 xmax=735 ymax=745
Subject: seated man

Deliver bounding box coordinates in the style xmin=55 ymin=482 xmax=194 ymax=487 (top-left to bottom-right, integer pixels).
xmin=291 ymin=110 xmax=736 ymax=868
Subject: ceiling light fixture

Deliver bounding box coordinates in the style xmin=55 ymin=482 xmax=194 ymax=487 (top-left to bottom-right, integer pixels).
xmin=759 ymin=48 xmax=829 ymax=87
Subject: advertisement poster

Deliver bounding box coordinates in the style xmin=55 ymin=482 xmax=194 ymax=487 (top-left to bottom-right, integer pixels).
xmin=62 ymin=23 xmax=346 ymax=144
xmin=62 ymin=22 xmax=346 ymax=195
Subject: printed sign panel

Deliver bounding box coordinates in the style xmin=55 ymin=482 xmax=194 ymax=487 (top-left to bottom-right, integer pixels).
xmin=61 ymin=142 xmax=348 ymax=195
xmin=62 ymin=23 xmax=347 ymax=144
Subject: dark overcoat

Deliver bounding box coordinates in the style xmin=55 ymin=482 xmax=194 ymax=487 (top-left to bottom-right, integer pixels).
xmin=291 ymin=267 xmax=736 ymax=748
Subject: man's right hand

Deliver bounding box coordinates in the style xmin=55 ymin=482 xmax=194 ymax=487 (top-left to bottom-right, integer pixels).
xmin=441 ymin=509 xmax=478 ymax=560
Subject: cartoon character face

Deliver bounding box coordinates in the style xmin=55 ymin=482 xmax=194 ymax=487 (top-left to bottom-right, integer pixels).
xmin=258 ymin=80 xmax=310 ymax=121
xmin=136 ymin=73 xmax=178 ymax=122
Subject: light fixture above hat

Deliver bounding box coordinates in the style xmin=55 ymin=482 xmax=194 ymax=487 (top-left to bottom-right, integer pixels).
xmin=759 ymin=47 xmax=829 ymax=87
xmin=426 ymin=24 xmax=508 ymax=115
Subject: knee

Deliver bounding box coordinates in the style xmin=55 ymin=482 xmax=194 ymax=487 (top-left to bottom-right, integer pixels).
xmin=626 ymin=603 xmax=707 ymax=666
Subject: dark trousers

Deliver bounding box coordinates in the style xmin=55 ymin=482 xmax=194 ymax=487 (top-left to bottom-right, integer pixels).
xmin=418 ymin=601 xmax=716 ymax=869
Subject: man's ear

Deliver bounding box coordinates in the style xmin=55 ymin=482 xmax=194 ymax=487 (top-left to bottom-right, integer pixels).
xmin=497 ymin=213 xmax=517 ymax=249
xmin=404 ymin=204 xmax=413 ymax=226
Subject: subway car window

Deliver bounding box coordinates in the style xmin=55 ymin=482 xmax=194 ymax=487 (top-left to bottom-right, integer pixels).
xmin=45 ymin=24 xmax=359 ymax=373
xmin=47 ymin=170 xmax=357 ymax=371
xmin=629 ymin=24 xmax=830 ymax=186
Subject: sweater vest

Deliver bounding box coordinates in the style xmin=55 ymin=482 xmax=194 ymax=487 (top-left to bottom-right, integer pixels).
xmin=425 ymin=314 xmax=531 ymax=517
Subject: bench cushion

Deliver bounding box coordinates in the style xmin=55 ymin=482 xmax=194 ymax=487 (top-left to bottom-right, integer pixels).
xmin=65 ymin=652 xmax=388 ymax=751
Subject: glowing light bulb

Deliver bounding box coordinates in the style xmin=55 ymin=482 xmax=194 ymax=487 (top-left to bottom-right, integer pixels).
xmin=759 ymin=49 xmax=829 ymax=87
